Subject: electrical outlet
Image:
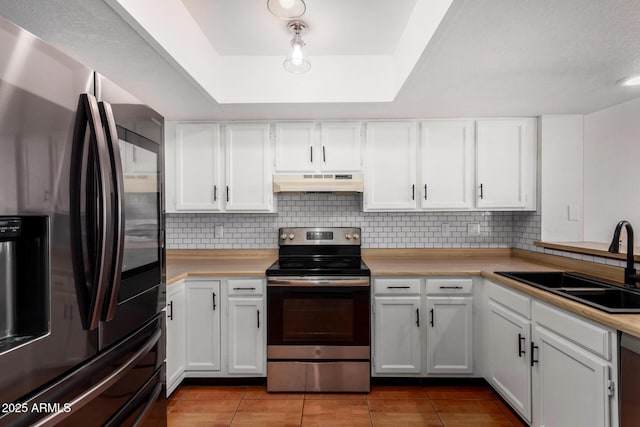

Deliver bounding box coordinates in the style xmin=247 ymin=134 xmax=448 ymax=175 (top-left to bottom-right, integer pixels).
xmin=468 ymin=223 xmax=480 ymax=236
xmin=441 ymin=223 xmax=450 ymax=236
xmin=214 ymin=225 xmax=224 ymax=238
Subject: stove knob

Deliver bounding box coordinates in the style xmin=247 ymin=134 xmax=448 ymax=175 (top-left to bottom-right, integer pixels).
xmin=345 ymin=233 xmax=352 ymax=240
xmin=288 ymin=233 xmax=295 ymax=240
xmin=353 ymin=233 xmax=360 ymax=240
xmin=280 ymin=233 xmax=288 ymax=240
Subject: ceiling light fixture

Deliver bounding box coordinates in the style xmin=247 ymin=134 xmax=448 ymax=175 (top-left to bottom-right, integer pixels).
xmin=283 ymin=21 xmax=310 ymax=74
xmin=618 ymin=74 xmax=640 ymax=87
xmin=267 ymin=0 xmax=306 ymax=19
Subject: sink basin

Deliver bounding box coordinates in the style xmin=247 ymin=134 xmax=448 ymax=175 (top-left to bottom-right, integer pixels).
xmin=495 ymin=271 xmax=640 ymax=313
xmin=561 ymin=289 xmax=640 ymax=313
xmin=496 ymin=271 xmax=610 ymax=290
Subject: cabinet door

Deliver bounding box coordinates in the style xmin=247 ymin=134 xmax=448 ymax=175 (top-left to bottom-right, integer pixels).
xmin=166 ymin=282 xmax=185 ymax=395
xmin=373 ymin=296 xmax=421 ymax=374
xmin=185 ymin=280 xmax=221 ymax=371
xmin=364 ymin=122 xmax=417 ymax=211
xmin=476 ymin=119 xmax=536 ymax=210
xmin=274 ymin=122 xmax=315 ymax=173
xmin=225 ymin=123 xmax=273 ymax=211
xmin=319 ymin=122 xmax=363 ymax=172
xmin=487 ymin=301 xmax=532 ymax=422
xmin=420 ymin=120 xmax=474 ymax=209
xmin=227 ymin=297 xmax=265 ymax=375
xmin=532 ymin=326 xmax=611 ymax=427
xmin=425 ymin=297 xmax=473 ymax=374
xmin=175 ymin=123 xmax=221 ymax=210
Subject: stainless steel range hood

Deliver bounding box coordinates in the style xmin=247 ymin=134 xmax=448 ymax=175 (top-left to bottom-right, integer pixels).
xmin=273 ymin=173 xmax=364 ymax=193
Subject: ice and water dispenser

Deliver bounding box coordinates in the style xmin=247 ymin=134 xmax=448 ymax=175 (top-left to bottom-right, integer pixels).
xmin=0 ymin=216 xmax=48 ymax=353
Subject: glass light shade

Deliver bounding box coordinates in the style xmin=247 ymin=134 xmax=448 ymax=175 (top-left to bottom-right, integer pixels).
xmin=619 ymin=74 xmax=640 ymax=86
xmin=283 ymin=34 xmax=311 ymax=74
xmin=267 ymin=0 xmax=306 ymax=19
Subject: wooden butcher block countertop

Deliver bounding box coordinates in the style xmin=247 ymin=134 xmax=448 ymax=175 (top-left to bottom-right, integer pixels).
xmin=165 ymin=248 xmax=640 ymax=338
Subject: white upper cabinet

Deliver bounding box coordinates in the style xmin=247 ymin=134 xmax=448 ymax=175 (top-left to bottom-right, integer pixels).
xmin=364 ymin=122 xmax=417 ymax=211
xmin=174 ymin=123 xmax=221 ymax=211
xmin=318 ymin=122 xmax=363 ymax=172
xmin=168 ymin=122 xmax=274 ymax=213
xmin=419 ymin=120 xmax=474 ymax=210
xmin=274 ymin=122 xmax=315 ymax=173
xmin=274 ymin=121 xmax=363 ymax=173
xmin=476 ymin=119 xmax=537 ymax=210
xmin=225 ymin=123 xmax=273 ymax=211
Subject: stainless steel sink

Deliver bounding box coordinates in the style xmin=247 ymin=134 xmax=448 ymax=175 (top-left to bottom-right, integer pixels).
xmin=495 ymin=271 xmax=640 ymax=313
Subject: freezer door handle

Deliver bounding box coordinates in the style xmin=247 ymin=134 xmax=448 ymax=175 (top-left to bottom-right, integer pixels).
xmin=98 ymin=101 xmax=125 ymax=322
xmin=129 ymin=382 xmax=162 ymax=426
xmin=31 ymin=327 xmax=162 ymax=427
xmin=70 ymin=93 xmax=113 ymax=331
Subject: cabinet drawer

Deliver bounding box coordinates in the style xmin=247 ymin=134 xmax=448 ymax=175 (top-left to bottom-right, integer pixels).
xmin=228 ymin=279 xmax=264 ymax=296
xmin=487 ymin=280 xmax=531 ymax=319
xmin=373 ymin=278 xmax=421 ymax=295
xmin=533 ymin=301 xmax=612 ymax=360
xmin=426 ymin=278 xmax=472 ymax=295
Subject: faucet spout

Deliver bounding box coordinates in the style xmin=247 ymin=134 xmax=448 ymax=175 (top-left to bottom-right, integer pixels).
xmin=608 ymin=220 xmax=639 ymax=288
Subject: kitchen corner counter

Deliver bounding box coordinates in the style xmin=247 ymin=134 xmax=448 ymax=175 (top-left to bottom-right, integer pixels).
xmin=363 ymin=249 xmax=556 ymax=276
xmin=164 ymin=247 xmax=640 ymax=339
xmin=166 ymin=249 xmax=277 ymax=284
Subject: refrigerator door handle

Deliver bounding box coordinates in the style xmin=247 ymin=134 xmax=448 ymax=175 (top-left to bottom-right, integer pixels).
xmin=31 ymin=327 xmax=161 ymax=427
xmin=98 ymin=101 xmax=125 ymax=322
xmin=70 ymin=93 xmax=113 ymax=331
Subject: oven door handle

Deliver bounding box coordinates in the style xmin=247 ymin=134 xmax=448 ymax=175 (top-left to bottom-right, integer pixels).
xmin=267 ymin=278 xmax=370 ymax=287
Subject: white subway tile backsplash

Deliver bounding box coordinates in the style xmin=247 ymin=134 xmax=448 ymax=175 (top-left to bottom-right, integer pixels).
xmin=165 ymin=195 xmax=629 ymax=271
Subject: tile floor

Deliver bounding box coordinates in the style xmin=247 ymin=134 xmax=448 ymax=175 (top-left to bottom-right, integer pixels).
xmin=167 ymin=385 xmax=527 ymax=426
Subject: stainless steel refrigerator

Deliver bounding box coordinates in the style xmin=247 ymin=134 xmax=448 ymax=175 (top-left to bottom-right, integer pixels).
xmin=0 ymin=15 xmax=166 ymax=427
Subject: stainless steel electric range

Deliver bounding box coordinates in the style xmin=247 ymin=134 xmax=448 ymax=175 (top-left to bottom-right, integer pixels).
xmin=266 ymin=227 xmax=371 ymax=392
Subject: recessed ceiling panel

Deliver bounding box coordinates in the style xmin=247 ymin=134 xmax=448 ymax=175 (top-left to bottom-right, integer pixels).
xmin=181 ymin=0 xmax=418 ymax=55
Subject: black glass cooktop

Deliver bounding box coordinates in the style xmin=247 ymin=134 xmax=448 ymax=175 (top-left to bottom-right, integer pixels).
xmin=266 ymin=256 xmax=370 ymax=277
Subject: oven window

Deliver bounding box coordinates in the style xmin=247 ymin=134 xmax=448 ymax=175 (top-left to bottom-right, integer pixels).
xmin=283 ymin=298 xmax=354 ymax=343
xmin=268 ymin=286 xmax=370 ymax=347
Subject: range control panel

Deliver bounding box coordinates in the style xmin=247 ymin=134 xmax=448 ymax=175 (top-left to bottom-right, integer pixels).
xmin=278 ymin=227 xmax=361 ymax=245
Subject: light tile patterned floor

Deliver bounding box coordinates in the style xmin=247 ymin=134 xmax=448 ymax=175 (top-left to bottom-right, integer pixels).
xmin=168 ymin=385 xmax=527 ymax=426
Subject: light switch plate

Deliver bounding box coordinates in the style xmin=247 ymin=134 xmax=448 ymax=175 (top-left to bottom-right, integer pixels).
xmin=468 ymin=223 xmax=480 ymax=236
xmin=568 ymin=205 xmax=580 ymax=221
xmin=441 ymin=223 xmax=450 ymax=236
xmin=214 ymin=225 xmax=224 ymax=238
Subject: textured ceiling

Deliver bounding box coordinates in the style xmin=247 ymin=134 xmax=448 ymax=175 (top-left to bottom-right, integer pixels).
xmin=0 ymin=0 xmax=638 ymax=120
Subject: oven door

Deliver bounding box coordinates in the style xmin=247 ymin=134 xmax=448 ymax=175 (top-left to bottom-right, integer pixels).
xmin=267 ymin=277 xmax=370 ymax=350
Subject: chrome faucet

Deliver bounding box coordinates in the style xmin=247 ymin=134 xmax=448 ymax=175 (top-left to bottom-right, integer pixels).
xmin=608 ymin=220 xmax=640 ymax=288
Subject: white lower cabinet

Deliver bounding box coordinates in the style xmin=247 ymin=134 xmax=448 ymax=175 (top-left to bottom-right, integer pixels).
xmin=373 ymin=296 xmax=422 ymax=374
xmin=485 ymin=280 xmax=618 ymax=427
xmin=532 ymin=324 xmax=611 ymax=427
xmin=425 ymin=296 xmax=473 ymax=374
xmin=166 ymin=281 xmax=186 ymax=396
xmin=372 ymin=277 xmax=475 ymax=377
xmin=185 ymin=279 xmax=221 ymax=372
xmin=176 ymin=277 xmax=266 ymax=378
xmin=486 ymin=299 xmax=532 ymax=421
xmin=226 ymin=278 xmax=265 ymax=375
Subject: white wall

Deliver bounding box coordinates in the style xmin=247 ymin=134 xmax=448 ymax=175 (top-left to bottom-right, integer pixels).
xmin=540 ymin=115 xmax=584 ymax=241
xmin=584 ymin=97 xmax=640 ymax=243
